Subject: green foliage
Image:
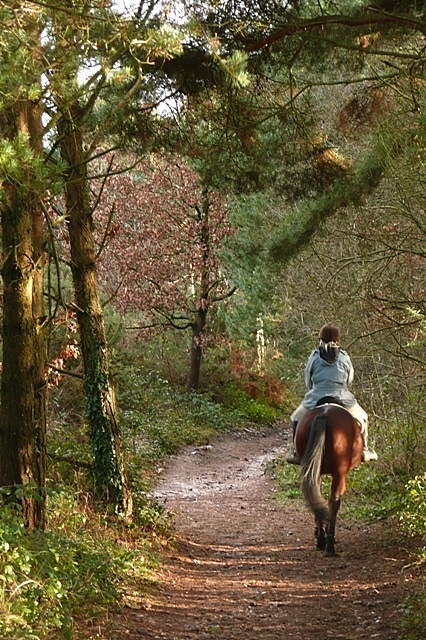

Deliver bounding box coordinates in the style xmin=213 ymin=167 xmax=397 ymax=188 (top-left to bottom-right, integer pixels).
xmin=0 ymin=132 xmax=52 ymax=205
xmin=216 ymin=50 xmax=250 ymax=88
xmin=400 ymin=590 xmax=426 ymax=640
xmin=221 ymin=382 xmax=281 ymax=423
xmin=119 ymin=369 xmax=244 ymax=477
xmin=400 ymin=473 xmax=426 ymax=540
xmin=0 ymin=492 xmax=158 ymax=640
xmin=268 ymin=125 xmax=399 ymax=263
xmin=342 ymin=465 xmax=409 ymax=522
xmin=372 ymin=412 xmax=425 ymax=481
xmin=398 ymin=473 xmax=426 ymax=639
xmin=269 ymin=459 xmax=301 ymax=501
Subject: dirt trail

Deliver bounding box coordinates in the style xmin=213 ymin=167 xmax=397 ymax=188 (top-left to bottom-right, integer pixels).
xmin=110 ymin=426 xmax=418 ymax=640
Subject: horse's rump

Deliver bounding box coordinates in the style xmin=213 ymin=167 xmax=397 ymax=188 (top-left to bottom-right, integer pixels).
xmin=296 ymin=404 xmax=363 ymax=474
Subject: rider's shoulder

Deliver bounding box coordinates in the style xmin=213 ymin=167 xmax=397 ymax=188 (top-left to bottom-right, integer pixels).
xmin=338 ymin=348 xmax=352 ymax=363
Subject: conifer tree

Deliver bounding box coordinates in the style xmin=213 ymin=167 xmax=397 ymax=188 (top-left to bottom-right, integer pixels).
xmin=0 ymin=2 xmax=47 ymax=529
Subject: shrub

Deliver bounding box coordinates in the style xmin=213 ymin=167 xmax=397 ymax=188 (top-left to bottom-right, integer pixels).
xmin=221 ymin=382 xmax=281 ymax=423
xmin=400 ymin=473 xmax=426 ymax=540
xmin=398 ymin=473 xmax=426 ymax=640
xmin=0 ymin=491 xmax=160 ymax=640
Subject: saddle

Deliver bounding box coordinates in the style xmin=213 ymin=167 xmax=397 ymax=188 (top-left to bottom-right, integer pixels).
xmin=315 ymin=396 xmax=345 ymax=408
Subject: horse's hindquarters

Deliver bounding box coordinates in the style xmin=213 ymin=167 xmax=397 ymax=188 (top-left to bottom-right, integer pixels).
xmin=296 ymin=404 xmax=362 ymax=556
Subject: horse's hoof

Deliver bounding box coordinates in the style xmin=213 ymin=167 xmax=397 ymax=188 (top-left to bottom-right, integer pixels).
xmin=325 ymin=549 xmax=337 ymax=557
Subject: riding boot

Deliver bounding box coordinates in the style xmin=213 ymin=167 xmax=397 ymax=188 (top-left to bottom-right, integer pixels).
xmin=286 ymin=421 xmax=300 ymax=465
xmin=361 ymin=421 xmax=378 ymax=462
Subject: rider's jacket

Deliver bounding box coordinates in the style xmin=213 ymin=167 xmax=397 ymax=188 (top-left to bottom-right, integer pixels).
xmin=301 ymin=348 xmax=356 ymax=410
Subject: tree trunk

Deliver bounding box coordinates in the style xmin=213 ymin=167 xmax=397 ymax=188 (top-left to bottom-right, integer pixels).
xmin=0 ymin=101 xmax=47 ymax=530
xmin=59 ymin=103 xmax=132 ymax=517
xmin=187 ymin=190 xmax=211 ymax=391
xmin=188 ymin=307 xmax=208 ymax=391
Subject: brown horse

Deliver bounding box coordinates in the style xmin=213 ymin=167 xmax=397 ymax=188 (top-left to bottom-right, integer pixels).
xmin=295 ymin=401 xmax=364 ymax=556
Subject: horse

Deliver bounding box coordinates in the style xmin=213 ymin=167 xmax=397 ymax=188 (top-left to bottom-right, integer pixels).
xmin=294 ymin=400 xmax=364 ymax=557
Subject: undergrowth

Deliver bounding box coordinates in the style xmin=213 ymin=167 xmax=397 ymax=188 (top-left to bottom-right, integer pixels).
xmin=0 ymin=360 xmax=280 ymax=640
xmin=398 ymin=473 xmax=426 ymax=640
xmin=0 ymin=489 xmax=166 ymax=640
xmin=117 ymin=369 xmax=282 ymax=492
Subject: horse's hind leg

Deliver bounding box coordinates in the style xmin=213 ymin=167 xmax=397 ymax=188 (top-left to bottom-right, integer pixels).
xmin=325 ymin=497 xmax=340 ymax=556
xmin=315 ymin=518 xmax=326 ymax=550
xmin=315 ymin=477 xmax=327 ymax=550
xmin=326 ymin=476 xmax=345 ymax=556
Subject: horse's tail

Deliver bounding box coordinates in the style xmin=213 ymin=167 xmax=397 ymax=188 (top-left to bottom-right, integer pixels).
xmin=300 ymin=414 xmax=329 ymax=524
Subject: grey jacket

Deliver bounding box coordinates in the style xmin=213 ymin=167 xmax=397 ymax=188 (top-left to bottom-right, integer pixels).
xmin=301 ymin=347 xmax=357 ymax=410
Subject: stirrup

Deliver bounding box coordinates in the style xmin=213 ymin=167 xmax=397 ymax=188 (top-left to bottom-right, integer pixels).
xmin=362 ymin=449 xmax=378 ymax=462
xmin=285 ymin=451 xmax=300 ymax=465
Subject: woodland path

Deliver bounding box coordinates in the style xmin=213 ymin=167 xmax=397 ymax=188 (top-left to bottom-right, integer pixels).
xmin=109 ymin=425 xmax=418 ymax=640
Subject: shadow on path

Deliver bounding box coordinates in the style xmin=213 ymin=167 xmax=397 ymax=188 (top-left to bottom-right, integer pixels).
xmin=110 ymin=426 xmax=415 ymax=640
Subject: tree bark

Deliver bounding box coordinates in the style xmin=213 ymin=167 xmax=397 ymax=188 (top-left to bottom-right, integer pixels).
xmin=188 ymin=191 xmax=211 ymax=391
xmin=188 ymin=307 xmax=208 ymax=391
xmin=59 ymin=103 xmax=132 ymax=517
xmin=0 ymin=100 xmax=47 ymax=530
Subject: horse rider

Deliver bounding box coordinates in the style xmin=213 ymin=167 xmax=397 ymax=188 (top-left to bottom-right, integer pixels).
xmin=286 ymin=323 xmax=378 ymax=465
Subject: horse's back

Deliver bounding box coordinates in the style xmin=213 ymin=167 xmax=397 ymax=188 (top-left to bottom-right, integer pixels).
xmin=296 ymin=404 xmax=363 ymax=473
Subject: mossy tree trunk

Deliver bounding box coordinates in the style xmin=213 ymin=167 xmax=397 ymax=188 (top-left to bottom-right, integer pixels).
xmin=59 ymin=103 xmax=132 ymax=516
xmin=0 ymin=100 xmax=47 ymax=530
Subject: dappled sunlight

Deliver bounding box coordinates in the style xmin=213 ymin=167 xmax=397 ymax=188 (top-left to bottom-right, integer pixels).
xmin=140 ymin=527 xmax=405 ymax=639
xmin=106 ymin=427 xmax=416 ymax=639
